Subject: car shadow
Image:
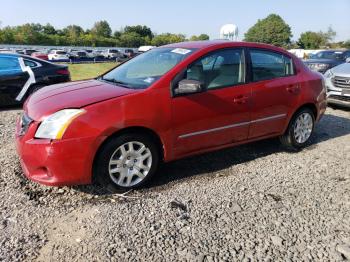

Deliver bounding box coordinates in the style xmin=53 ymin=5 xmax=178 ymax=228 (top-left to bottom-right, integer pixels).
xmin=75 ymin=112 xmax=350 ymax=195
xmin=0 ymin=105 xmax=22 ymax=112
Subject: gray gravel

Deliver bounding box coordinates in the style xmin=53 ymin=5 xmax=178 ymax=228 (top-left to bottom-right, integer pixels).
xmin=0 ymin=106 xmax=349 ymax=261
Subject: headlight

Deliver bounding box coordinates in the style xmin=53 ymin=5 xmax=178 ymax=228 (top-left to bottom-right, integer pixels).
xmin=313 ymin=63 xmax=329 ymax=70
xmin=35 ymin=109 xmax=85 ymax=139
xmin=324 ymin=69 xmax=333 ymax=78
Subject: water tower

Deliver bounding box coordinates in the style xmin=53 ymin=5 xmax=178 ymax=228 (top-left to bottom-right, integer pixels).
xmin=220 ymin=24 xmax=239 ymax=41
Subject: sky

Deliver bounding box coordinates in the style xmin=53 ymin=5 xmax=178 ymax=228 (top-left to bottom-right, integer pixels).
xmin=1 ymin=0 xmax=350 ymax=41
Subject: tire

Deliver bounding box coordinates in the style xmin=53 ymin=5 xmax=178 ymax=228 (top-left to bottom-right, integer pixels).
xmin=280 ymin=108 xmax=315 ymax=151
xmin=93 ymin=133 xmax=159 ymax=192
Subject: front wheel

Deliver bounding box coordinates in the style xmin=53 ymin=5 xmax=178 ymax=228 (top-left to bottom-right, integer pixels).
xmin=280 ymin=108 xmax=315 ymax=151
xmin=93 ymin=133 xmax=159 ymax=192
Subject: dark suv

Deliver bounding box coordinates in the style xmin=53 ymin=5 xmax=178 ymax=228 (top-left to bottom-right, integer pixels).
xmin=304 ymin=50 xmax=350 ymax=73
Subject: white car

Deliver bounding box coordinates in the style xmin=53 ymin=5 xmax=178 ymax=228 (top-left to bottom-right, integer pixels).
xmin=102 ymin=49 xmax=123 ymax=59
xmin=138 ymin=46 xmax=155 ymax=53
xmin=325 ymin=61 xmax=350 ymax=108
xmin=48 ymin=50 xmax=69 ymax=61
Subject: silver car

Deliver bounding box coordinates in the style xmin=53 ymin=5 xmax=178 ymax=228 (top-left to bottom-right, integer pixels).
xmin=325 ymin=62 xmax=350 ymax=107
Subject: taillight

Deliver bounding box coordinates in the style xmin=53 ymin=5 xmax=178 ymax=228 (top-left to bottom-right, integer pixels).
xmin=56 ymin=69 xmax=70 ymax=75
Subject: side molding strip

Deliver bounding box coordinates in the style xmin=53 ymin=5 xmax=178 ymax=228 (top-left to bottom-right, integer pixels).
xmin=178 ymin=113 xmax=287 ymax=139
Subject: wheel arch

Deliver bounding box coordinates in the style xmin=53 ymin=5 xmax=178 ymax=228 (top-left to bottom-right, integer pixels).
xmin=284 ymin=103 xmax=318 ymax=133
xmin=92 ymin=126 xmax=165 ymax=178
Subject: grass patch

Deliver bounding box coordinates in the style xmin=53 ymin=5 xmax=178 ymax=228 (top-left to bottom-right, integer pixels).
xmin=68 ymin=62 xmax=117 ymax=81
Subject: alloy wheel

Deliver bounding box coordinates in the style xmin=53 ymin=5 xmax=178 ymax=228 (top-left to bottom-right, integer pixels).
xmin=293 ymin=112 xmax=313 ymax=144
xmin=108 ymin=141 xmax=152 ymax=187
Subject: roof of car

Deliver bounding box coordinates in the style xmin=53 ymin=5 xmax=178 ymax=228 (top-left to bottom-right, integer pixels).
xmin=162 ymin=40 xmax=287 ymax=52
xmin=0 ymin=53 xmax=32 ymax=59
xmin=0 ymin=53 xmax=51 ymax=63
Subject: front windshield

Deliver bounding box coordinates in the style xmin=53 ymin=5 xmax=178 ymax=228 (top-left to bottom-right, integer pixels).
xmin=101 ymin=47 xmax=195 ymax=89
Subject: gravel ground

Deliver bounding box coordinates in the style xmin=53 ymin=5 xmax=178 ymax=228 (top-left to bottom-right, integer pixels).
xmin=0 ymin=106 xmax=349 ymax=261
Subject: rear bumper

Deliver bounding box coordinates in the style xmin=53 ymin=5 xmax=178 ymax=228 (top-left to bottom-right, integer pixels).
xmin=15 ymin=119 xmax=96 ymax=186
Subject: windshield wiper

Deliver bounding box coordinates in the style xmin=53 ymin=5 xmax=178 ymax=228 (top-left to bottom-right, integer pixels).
xmin=99 ymin=77 xmax=130 ymax=88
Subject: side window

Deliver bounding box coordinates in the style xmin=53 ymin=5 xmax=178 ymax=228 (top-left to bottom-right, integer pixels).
xmin=0 ymin=57 xmax=21 ymax=71
xmin=250 ymin=49 xmax=294 ymax=82
xmin=24 ymin=59 xmax=39 ymax=68
xmin=185 ymin=49 xmax=245 ymax=90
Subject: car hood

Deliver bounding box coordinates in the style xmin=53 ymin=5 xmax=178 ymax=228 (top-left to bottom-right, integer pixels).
xmin=25 ymin=79 xmax=139 ymax=121
xmin=330 ymin=62 xmax=350 ymax=77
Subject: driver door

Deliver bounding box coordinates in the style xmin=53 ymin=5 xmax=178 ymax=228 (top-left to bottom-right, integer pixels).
xmin=170 ymin=48 xmax=251 ymax=157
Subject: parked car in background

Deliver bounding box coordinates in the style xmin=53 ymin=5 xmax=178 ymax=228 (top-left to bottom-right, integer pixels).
xmin=15 ymin=49 xmax=25 ymax=54
xmin=68 ymin=51 xmax=88 ymax=60
xmin=324 ymin=61 xmax=350 ymax=107
xmin=0 ymin=53 xmax=70 ymax=106
xmin=124 ymin=49 xmax=136 ymax=58
xmin=15 ymin=41 xmax=326 ymax=191
xmin=23 ymin=49 xmax=37 ymax=56
xmin=138 ymin=45 xmax=155 ymax=53
xmin=304 ymin=50 xmax=349 ymax=73
xmin=31 ymin=52 xmax=49 ymax=60
xmin=0 ymin=48 xmax=12 ymax=53
xmin=93 ymin=50 xmax=105 ymax=60
xmin=101 ymin=49 xmax=124 ymax=60
xmin=48 ymin=50 xmax=69 ymax=61
xmin=85 ymin=49 xmax=95 ymax=58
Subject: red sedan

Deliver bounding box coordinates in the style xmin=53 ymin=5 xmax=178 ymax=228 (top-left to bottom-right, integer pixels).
xmin=15 ymin=41 xmax=327 ymax=191
xmin=31 ymin=52 xmax=49 ymax=61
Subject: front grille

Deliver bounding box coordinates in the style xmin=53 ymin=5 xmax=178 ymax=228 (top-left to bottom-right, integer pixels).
xmin=332 ymin=76 xmax=350 ymax=89
xmin=19 ymin=113 xmax=33 ymax=135
xmin=329 ymin=95 xmax=350 ymax=102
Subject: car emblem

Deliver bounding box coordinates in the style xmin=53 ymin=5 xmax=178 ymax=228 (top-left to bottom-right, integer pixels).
xmin=346 ymin=79 xmax=350 ymax=84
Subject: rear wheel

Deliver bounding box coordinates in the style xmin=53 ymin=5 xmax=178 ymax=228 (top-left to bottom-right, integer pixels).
xmin=93 ymin=133 xmax=159 ymax=192
xmin=280 ymin=108 xmax=315 ymax=151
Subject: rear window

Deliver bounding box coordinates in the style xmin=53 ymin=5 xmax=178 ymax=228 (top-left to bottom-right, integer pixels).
xmin=56 ymin=51 xmax=67 ymax=55
xmin=250 ymin=49 xmax=294 ymax=81
xmin=0 ymin=57 xmax=20 ymax=71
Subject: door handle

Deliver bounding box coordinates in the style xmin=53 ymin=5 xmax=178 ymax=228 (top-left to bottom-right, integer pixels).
xmin=286 ymin=84 xmax=300 ymax=94
xmin=233 ymin=95 xmax=248 ymax=104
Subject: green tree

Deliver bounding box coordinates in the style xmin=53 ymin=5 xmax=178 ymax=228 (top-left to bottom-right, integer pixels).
xmin=297 ymin=31 xmax=325 ymax=49
xmin=12 ymin=24 xmax=42 ymax=44
xmin=91 ymin=20 xmax=112 ymax=38
xmin=341 ymin=40 xmax=350 ymax=49
xmin=118 ymin=32 xmax=146 ymax=47
xmin=42 ymin=23 xmax=56 ymax=35
xmin=62 ymin=25 xmax=84 ymax=46
xmin=124 ymin=25 xmax=153 ymax=39
xmin=244 ymin=14 xmax=292 ymax=47
xmin=190 ymin=34 xmax=210 ymax=41
xmin=298 ymin=27 xmax=337 ymax=49
xmin=151 ymin=33 xmax=186 ymax=46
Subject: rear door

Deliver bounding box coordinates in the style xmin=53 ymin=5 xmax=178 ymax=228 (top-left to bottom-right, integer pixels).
xmin=171 ymin=48 xmax=251 ymax=157
xmin=247 ymin=49 xmax=300 ymax=138
xmin=0 ymin=56 xmax=28 ymax=105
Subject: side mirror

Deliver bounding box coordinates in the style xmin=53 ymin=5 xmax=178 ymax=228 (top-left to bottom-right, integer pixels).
xmin=346 ymin=57 xmax=350 ymax=63
xmin=174 ymin=79 xmax=203 ymax=95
